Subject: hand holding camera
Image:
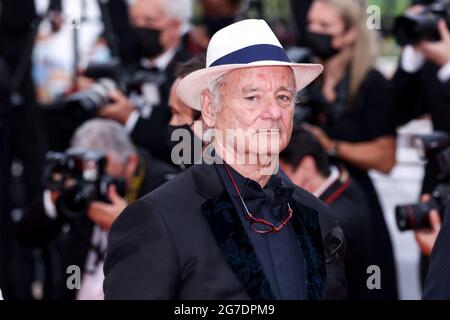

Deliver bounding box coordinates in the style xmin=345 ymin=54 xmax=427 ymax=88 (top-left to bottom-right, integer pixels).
xmin=414 ymin=194 xmax=442 ymax=256
xmin=97 ymin=89 xmax=134 ymax=125
xmin=87 ymin=185 xmax=127 ymax=230
xmin=396 ymin=132 xmax=450 ymax=232
xmin=394 ymin=1 xmax=450 ymax=67
xmin=418 ymin=19 xmax=450 ymax=66
xmin=45 ymin=148 xmax=127 ymax=223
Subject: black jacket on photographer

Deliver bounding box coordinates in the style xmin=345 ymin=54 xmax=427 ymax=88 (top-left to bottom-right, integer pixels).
xmin=121 ymin=34 xmax=191 ymax=164
xmin=389 ymin=47 xmax=450 ymax=285
xmin=390 ymin=56 xmax=450 ymax=194
xmin=15 ymin=148 xmax=177 ymax=300
xmin=423 ymin=200 xmax=450 ymax=299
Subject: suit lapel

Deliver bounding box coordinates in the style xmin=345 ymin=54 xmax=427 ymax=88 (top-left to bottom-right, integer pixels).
xmin=201 ymin=190 xmax=275 ymax=300
xmin=289 ymin=199 xmax=327 ymax=300
xmin=193 ymin=163 xmax=326 ymax=300
xmin=192 ymin=163 xmax=275 ymax=300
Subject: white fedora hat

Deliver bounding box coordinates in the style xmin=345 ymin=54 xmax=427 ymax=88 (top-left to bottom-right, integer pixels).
xmin=177 ymin=19 xmax=323 ymax=111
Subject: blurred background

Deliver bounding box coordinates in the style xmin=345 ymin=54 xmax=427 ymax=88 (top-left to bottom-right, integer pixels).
xmin=1 ymin=0 xmax=450 ymax=300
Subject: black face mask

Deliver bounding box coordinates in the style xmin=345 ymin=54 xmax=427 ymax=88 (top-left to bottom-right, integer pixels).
xmin=306 ymin=31 xmax=340 ymax=61
xmin=132 ymin=27 xmax=164 ymax=59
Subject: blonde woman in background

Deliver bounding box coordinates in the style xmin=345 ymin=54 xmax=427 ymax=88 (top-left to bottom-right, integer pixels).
xmin=302 ymin=0 xmax=398 ymax=299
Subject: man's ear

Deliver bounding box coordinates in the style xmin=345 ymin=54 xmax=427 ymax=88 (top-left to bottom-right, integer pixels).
xmin=201 ymin=90 xmax=216 ymax=128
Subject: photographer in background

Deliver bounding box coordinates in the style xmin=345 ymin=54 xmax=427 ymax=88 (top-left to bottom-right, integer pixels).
xmin=15 ymin=119 xmax=175 ymax=300
xmin=391 ymin=1 xmax=450 ymax=193
xmin=390 ymin=0 xmax=450 ymax=284
xmin=280 ymin=128 xmax=376 ymax=300
xmin=301 ymin=0 xmax=398 ymax=299
xmin=167 ymin=57 xmax=205 ymax=170
xmin=95 ymin=0 xmax=192 ymax=163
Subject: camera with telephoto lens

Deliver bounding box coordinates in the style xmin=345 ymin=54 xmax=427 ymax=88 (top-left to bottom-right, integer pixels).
xmin=65 ymin=60 xmax=166 ymax=118
xmin=395 ymin=132 xmax=450 ymax=231
xmin=393 ymin=0 xmax=450 ymax=46
xmin=44 ymin=148 xmax=126 ymax=220
xmin=65 ymin=61 xmax=122 ymax=118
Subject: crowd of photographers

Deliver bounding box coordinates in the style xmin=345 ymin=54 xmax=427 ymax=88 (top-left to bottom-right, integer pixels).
xmin=0 ymin=0 xmax=450 ymax=300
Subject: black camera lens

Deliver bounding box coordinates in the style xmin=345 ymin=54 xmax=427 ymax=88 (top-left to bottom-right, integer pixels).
xmin=65 ymin=78 xmax=117 ymax=117
xmin=58 ymin=183 xmax=97 ymax=220
xmin=395 ymin=201 xmax=438 ymax=231
xmin=393 ymin=0 xmax=450 ymax=47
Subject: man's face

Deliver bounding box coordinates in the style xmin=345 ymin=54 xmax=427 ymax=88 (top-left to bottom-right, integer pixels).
xmin=129 ymin=0 xmax=180 ymax=52
xmin=307 ymin=0 xmax=357 ymax=50
xmin=211 ymin=66 xmax=296 ymax=160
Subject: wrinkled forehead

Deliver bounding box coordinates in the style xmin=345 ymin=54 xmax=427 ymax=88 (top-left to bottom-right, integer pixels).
xmin=221 ymin=66 xmax=296 ymax=91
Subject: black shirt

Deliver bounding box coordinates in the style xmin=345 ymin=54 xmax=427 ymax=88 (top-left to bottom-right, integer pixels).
xmin=215 ymin=164 xmax=306 ymax=299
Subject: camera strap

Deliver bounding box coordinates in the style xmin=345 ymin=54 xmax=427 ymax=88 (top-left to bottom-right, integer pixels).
xmin=126 ymin=154 xmax=146 ymax=203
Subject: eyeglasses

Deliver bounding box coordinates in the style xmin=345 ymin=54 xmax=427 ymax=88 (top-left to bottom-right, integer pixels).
xmin=224 ymin=165 xmax=293 ymax=234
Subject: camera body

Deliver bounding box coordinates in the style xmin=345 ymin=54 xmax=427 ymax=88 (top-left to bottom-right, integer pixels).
xmin=393 ymin=0 xmax=450 ymax=46
xmin=44 ymin=148 xmax=126 ymax=220
xmin=395 ymin=131 xmax=450 ymax=231
xmin=65 ymin=78 xmax=117 ymax=117
xmin=64 ymin=61 xmax=122 ymax=117
xmin=65 ymin=60 xmax=165 ymax=117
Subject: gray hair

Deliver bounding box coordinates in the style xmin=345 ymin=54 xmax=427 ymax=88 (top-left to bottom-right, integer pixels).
xmin=207 ymin=67 xmax=298 ymax=112
xmin=164 ymin=0 xmax=192 ymax=25
xmin=128 ymin=0 xmax=192 ymax=32
xmin=208 ymin=73 xmax=227 ymax=112
xmin=71 ymin=119 xmax=135 ymax=164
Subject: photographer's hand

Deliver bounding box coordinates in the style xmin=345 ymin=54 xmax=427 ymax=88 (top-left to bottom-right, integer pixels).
xmin=418 ymin=20 xmax=450 ymax=67
xmin=87 ymin=185 xmax=127 ymax=230
xmin=415 ymin=194 xmax=442 ymax=256
xmin=97 ymin=90 xmax=134 ymax=125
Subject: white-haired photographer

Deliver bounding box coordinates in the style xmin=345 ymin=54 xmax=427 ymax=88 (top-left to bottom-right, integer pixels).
xmin=16 ymin=119 xmax=176 ymax=300
xmin=93 ymin=0 xmax=193 ymax=162
xmin=390 ymin=0 xmax=450 ymax=286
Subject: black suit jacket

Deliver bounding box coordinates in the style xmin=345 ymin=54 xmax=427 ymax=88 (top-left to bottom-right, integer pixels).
xmin=104 ymin=163 xmax=346 ymax=300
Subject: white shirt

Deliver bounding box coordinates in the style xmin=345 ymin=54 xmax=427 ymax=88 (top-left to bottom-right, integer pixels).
xmin=42 ymin=191 xmax=107 ymax=300
xmin=76 ymin=226 xmax=108 ymax=300
xmin=313 ymin=166 xmax=340 ymax=198
xmin=125 ymin=47 xmax=178 ymax=133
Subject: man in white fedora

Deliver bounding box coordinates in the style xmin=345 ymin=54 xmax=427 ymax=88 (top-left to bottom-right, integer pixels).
xmin=104 ymin=19 xmax=346 ymax=300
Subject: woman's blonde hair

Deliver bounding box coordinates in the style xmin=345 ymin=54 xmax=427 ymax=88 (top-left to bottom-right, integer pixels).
xmin=317 ymin=0 xmax=379 ymax=101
